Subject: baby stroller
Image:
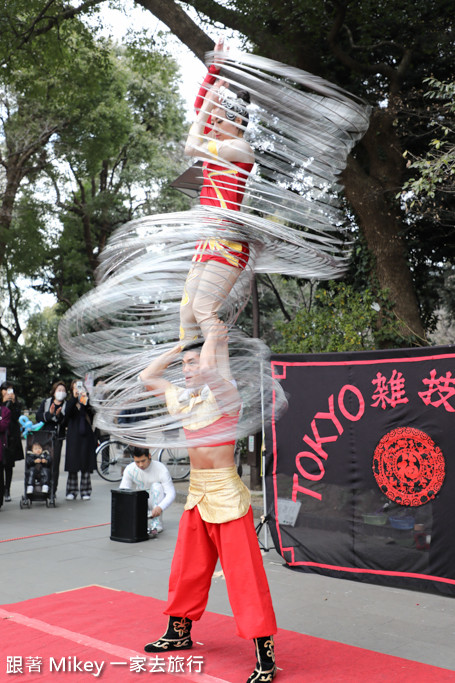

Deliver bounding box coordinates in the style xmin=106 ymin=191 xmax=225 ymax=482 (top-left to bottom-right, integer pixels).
xmin=20 ymin=430 xmax=57 ymax=509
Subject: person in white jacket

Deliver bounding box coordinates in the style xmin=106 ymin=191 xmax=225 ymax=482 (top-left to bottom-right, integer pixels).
xmin=120 ymin=447 xmax=176 ymax=537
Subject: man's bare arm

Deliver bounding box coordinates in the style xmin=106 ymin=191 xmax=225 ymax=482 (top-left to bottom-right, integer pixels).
xmin=199 ymin=323 xmax=240 ymax=413
xmin=139 ymin=344 xmax=182 ymax=398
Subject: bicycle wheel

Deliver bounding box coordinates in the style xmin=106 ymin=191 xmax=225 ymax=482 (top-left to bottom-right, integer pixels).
xmin=158 ymin=446 xmax=190 ymax=481
xmin=96 ymin=440 xmax=133 ymax=482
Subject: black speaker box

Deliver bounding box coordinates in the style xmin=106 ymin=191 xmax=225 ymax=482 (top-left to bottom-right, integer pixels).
xmin=110 ymin=489 xmax=149 ymax=543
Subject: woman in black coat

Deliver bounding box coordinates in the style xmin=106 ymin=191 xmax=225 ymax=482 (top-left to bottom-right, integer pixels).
xmin=36 ymin=380 xmax=68 ymax=496
xmin=0 ymin=402 xmax=11 ymax=508
xmin=64 ymin=379 xmax=96 ymax=501
xmin=1 ymin=382 xmax=25 ymax=502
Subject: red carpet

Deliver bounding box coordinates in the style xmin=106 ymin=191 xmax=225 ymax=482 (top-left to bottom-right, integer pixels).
xmin=1 ymin=586 xmax=454 ymax=682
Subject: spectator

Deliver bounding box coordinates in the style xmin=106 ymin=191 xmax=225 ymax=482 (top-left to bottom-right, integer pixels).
xmin=117 ymin=407 xmax=147 ymax=424
xmin=0 ymin=402 xmax=11 ymax=509
xmin=120 ymin=447 xmax=176 ymax=537
xmin=1 ymin=381 xmax=24 ymax=502
xmin=36 ymin=381 xmax=68 ymax=496
xmin=64 ymin=379 xmax=96 ymax=501
xmin=92 ymin=380 xmax=110 ymax=446
xmin=25 ymin=440 xmax=51 ymax=494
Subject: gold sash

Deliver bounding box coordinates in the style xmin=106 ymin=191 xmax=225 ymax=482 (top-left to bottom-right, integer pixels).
xmin=185 ymin=466 xmax=251 ymax=523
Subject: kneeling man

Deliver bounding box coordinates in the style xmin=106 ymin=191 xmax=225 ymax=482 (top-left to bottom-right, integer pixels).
xmin=120 ymin=447 xmax=176 ymax=536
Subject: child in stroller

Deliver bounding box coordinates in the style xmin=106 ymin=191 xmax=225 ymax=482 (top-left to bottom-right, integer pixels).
xmin=26 ymin=441 xmax=51 ymax=494
xmin=21 ymin=432 xmax=56 ymax=508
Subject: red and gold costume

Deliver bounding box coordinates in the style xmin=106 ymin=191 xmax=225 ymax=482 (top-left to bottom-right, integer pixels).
xmin=193 ymin=140 xmax=253 ymax=270
xmin=193 ymin=72 xmax=253 ymax=271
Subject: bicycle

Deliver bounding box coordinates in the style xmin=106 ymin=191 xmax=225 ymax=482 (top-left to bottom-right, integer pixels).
xmin=95 ymin=440 xmax=135 ymax=482
xmin=95 ymin=439 xmax=191 ymax=482
xmin=158 ymin=446 xmax=190 ymax=481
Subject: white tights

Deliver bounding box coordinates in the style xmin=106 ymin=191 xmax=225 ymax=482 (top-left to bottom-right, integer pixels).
xmin=179 ymin=260 xmax=241 ymax=343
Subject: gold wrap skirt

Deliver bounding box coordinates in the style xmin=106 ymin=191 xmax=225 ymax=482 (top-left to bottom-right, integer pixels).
xmin=184 ymin=465 xmax=251 ymax=524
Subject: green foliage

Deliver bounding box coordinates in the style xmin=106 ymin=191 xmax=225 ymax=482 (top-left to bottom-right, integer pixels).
xmin=401 ymin=78 xmax=455 ymax=201
xmin=0 ymin=7 xmax=190 ymax=399
xmin=38 ymin=33 xmax=190 ymax=307
xmin=1 ymin=17 xmax=190 ymax=316
xmin=173 ymin=0 xmax=455 ymax=343
xmin=4 ymin=191 xmax=50 ymax=279
xmin=0 ymin=306 xmax=72 ymax=409
xmin=272 ymin=282 xmax=415 ymax=353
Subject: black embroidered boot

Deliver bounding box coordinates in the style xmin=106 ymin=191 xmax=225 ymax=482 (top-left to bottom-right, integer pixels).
xmin=144 ymin=616 xmax=193 ymax=653
xmin=246 ymin=636 xmax=277 ymax=683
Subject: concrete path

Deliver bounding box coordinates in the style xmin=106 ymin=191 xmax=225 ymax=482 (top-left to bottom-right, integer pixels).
xmin=1 ymin=457 xmax=454 ymax=673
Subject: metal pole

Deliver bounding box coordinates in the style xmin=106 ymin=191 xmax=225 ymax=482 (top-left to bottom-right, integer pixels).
xmin=259 ymin=358 xmax=269 ymax=551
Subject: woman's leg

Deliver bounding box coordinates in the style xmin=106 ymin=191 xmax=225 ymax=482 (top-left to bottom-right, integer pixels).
xmin=180 ymin=260 xmax=244 ymax=345
xmin=0 ymin=463 xmax=4 ymax=506
xmin=179 ymin=263 xmax=203 ymax=344
xmin=80 ymin=472 xmax=92 ymax=499
xmin=4 ymin=465 xmax=13 ymax=491
xmin=52 ymin=439 xmax=62 ymax=495
xmin=66 ymin=472 xmax=78 ymax=498
xmin=191 ymin=260 xmax=242 ymax=340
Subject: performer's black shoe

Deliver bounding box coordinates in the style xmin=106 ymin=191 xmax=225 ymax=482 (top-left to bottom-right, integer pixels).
xmin=144 ymin=616 xmax=193 ymax=653
xmin=246 ymin=636 xmax=277 ymax=683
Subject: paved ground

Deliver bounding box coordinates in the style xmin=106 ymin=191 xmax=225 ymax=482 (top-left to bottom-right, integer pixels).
xmin=1 ymin=455 xmax=454 ymax=673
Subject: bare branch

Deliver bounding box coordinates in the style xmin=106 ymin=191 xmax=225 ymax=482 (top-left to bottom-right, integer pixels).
xmin=261 ymin=274 xmax=292 ymax=322
xmin=327 ymin=0 xmax=395 ymax=80
xmin=13 ymin=0 xmax=105 ymax=50
xmin=134 ymin=0 xmax=213 ymax=63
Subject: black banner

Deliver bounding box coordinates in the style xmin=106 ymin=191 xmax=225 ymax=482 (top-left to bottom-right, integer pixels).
xmin=266 ymin=346 xmax=455 ymax=595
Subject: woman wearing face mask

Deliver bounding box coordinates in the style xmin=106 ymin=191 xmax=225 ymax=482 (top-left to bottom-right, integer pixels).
xmin=36 ymin=381 xmax=68 ymax=496
xmin=64 ymin=380 xmax=96 ymax=501
xmin=0 ymin=382 xmax=24 ymax=502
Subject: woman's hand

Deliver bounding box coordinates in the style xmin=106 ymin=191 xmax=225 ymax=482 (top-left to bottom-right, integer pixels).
xmin=213 ymin=37 xmax=228 ymax=67
xmin=202 ymin=79 xmax=226 ymax=111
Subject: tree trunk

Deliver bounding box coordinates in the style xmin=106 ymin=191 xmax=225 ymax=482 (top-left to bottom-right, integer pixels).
xmin=342 ymin=108 xmax=426 ymax=344
xmin=135 ymin=0 xmax=213 ymax=62
xmin=0 ymin=166 xmax=23 ymax=268
xmin=137 ymin=2 xmax=426 ymax=343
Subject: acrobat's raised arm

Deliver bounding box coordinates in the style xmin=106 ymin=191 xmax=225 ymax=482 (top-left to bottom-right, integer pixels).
xmin=185 ymin=80 xmax=253 ymax=165
xmin=199 ymin=322 xmax=240 ymax=415
xmin=139 ymin=344 xmax=182 ymax=398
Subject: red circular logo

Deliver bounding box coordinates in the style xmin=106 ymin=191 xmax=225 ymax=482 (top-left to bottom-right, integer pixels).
xmin=373 ymin=427 xmax=445 ymax=506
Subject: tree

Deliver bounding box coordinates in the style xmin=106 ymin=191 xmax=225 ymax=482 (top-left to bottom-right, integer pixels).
xmin=271 ymin=281 xmax=405 ymax=353
xmin=0 ymin=0 xmax=104 ymax=67
xmin=3 ymin=1 xmax=453 ymax=353
xmin=0 ymin=5 xmax=190 ymax=397
xmin=0 ymin=306 xmax=73 ymax=409
xmin=0 ymin=6 xmax=119 ymax=268
xmin=0 ymin=191 xmax=50 ymax=343
xmin=401 ymin=78 xmax=454 ymax=213
xmin=1 ymin=9 xmax=189 ymax=311
xmin=133 ymin=0 xmax=454 ymax=345
xmin=39 ymin=34 xmax=190 ymax=306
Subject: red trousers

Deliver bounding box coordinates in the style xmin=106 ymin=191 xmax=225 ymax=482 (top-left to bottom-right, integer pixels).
xmin=164 ymin=506 xmax=277 ymax=640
